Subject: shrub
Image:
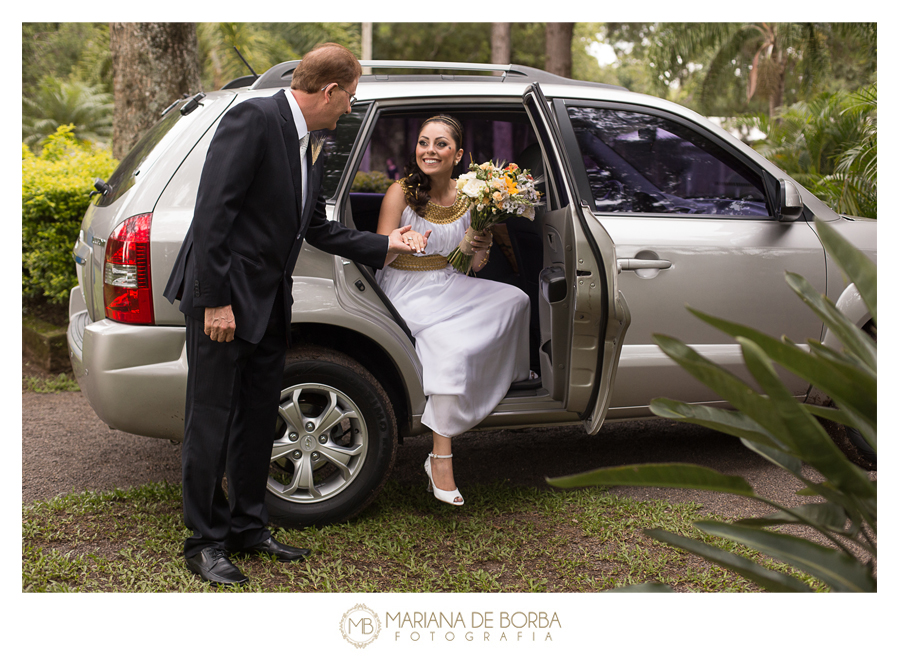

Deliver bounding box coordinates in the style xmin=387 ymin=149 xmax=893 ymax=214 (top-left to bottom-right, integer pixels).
xmin=351 ymin=170 xmax=393 ymax=193
xmin=22 ymin=125 xmax=118 ymax=305
xmin=549 ymin=219 xmax=876 ymax=592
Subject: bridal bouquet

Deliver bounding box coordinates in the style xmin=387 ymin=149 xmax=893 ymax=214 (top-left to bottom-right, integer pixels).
xmin=447 ymin=161 xmax=542 ymax=274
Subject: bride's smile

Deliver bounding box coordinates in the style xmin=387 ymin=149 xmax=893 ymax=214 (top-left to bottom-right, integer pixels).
xmin=416 ymin=122 xmax=463 ymax=179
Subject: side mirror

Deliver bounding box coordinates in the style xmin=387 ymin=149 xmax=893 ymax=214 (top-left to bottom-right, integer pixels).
xmin=777 ymin=179 xmax=804 ymax=222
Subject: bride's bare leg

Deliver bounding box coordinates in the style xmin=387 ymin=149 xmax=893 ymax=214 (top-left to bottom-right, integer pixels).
xmin=430 ymin=432 xmax=460 ymax=498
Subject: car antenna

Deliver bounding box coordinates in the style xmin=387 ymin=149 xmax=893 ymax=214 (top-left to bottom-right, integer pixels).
xmin=233 ymin=47 xmax=259 ymax=80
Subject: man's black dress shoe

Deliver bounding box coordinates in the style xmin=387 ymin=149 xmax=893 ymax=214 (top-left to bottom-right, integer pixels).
xmin=238 ymin=536 xmax=311 ymax=562
xmin=185 ymin=546 xmax=249 ymax=586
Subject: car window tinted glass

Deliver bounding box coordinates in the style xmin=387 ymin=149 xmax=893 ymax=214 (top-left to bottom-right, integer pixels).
xmin=95 ymin=103 xmax=189 ymax=207
xmin=344 ymin=108 xmax=539 ymax=237
xmin=354 ymin=110 xmax=538 ymax=187
xmin=317 ymin=104 xmax=369 ymax=199
xmin=567 ymin=106 xmax=769 ymax=216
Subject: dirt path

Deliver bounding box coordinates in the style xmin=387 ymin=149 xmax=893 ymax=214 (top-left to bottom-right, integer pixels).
xmin=22 ymin=386 xmax=825 ymax=523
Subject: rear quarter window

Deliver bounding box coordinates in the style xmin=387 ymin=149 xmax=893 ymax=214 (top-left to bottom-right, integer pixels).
xmin=94 ymin=96 xmax=224 ymax=208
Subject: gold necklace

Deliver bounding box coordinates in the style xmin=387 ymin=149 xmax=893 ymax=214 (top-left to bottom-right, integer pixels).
xmin=423 ymin=193 xmax=469 ymax=224
xmin=400 ymin=178 xmax=470 ymax=225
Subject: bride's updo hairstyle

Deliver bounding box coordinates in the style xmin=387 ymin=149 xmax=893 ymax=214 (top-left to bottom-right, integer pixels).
xmin=403 ymin=115 xmax=464 ymax=215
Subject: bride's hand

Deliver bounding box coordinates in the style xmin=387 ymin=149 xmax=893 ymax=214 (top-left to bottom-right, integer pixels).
xmin=389 ymin=226 xmax=432 ymax=254
xmin=468 ymin=229 xmax=493 ymax=251
xmin=403 ymin=229 xmax=431 ymax=253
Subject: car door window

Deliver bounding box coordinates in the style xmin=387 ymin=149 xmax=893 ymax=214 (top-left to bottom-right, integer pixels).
xmin=566 ymin=106 xmax=769 ymax=217
xmin=316 ymin=104 xmax=370 ymax=200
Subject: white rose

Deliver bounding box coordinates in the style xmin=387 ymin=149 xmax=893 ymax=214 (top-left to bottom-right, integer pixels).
xmin=461 ymin=178 xmax=488 ymax=198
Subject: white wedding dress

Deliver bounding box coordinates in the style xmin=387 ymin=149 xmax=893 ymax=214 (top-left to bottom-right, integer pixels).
xmin=376 ymin=204 xmax=530 ymax=438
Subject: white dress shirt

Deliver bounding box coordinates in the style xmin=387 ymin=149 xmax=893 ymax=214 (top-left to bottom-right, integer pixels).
xmin=283 ymin=88 xmax=310 ymax=212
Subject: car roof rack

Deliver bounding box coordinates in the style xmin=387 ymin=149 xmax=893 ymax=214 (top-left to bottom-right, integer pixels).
xmin=249 ymin=60 xmax=624 ymax=91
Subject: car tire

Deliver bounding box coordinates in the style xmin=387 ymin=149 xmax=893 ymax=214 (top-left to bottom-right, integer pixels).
xmin=846 ymin=426 xmax=876 ymax=464
xmin=265 ymin=346 xmax=398 ymax=528
xmin=846 ymin=321 xmax=877 ymax=466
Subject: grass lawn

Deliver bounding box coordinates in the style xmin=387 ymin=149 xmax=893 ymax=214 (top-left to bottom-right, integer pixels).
xmin=22 ymin=479 xmax=820 ymax=592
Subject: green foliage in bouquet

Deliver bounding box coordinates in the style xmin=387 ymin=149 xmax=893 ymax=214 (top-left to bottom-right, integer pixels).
xmin=549 ymin=218 xmax=876 ymax=592
xmin=23 ymin=125 xmax=118 ymax=304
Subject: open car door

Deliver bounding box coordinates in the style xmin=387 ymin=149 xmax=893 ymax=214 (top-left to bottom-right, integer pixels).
xmin=523 ymin=83 xmax=630 ymax=434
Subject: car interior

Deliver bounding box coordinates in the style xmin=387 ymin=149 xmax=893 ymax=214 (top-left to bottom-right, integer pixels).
xmin=336 ymin=107 xmax=550 ymax=397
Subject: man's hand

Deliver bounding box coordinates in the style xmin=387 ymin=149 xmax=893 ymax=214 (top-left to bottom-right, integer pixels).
xmin=387 ymin=225 xmax=431 ymax=254
xmin=204 ymin=305 xmax=236 ymax=342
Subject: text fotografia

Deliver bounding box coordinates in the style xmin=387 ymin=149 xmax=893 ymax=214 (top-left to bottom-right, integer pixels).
xmin=387 ymin=611 xmax=561 ymax=642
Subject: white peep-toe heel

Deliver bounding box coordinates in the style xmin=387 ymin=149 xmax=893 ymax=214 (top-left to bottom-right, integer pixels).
xmin=424 ymin=453 xmax=464 ymax=506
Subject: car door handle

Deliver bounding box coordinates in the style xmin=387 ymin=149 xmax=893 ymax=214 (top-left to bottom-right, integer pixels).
xmin=617 ymin=258 xmax=672 ymax=272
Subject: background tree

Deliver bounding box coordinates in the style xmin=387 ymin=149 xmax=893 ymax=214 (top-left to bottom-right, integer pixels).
xmin=491 ymin=23 xmax=513 ymax=161
xmin=23 ymin=77 xmax=113 ymax=150
xmin=643 ymin=22 xmax=877 ymax=117
xmin=734 ymin=84 xmax=877 ymax=217
xmin=491 ymin=23 xmax=512 ymax=67
xmin=371 ymin=22 xmax=546 ymax=72
xmin=23 ymin=23 xmax=111 ymax=95
xmin=196 ymin=22 xmax=360 ymax=90
xmin=110 ymin=22 xmax=202 ymax=159
xmin=198 ymin=22 xmax=292 ymax=90
xmin=545 ymin=23 xmax=574 ymax=78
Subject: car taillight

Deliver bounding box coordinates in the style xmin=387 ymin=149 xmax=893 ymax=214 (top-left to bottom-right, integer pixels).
xmin=104 ymin=213 xmax=154 ymax=324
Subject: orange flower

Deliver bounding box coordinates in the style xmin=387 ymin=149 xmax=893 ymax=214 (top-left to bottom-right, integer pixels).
xmin=505 ymin=173 xmax=518 ymax=195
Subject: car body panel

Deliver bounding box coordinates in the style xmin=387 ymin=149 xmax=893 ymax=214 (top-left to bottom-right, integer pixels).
xmin=81 ymin=93 xmax=237 ymax=323
xmin=68 ymin=60 xmax=874 ymax=447
xmin=521 ymin=82 xmax=630 ymax=432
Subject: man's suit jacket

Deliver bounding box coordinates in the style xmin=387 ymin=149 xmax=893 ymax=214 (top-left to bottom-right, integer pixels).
xmin=164 ymin=90 xmax=388 ymax=344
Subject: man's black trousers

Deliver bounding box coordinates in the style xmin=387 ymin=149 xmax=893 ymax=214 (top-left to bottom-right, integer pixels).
xmin=181 ymin=301 xmax=287 ymax=558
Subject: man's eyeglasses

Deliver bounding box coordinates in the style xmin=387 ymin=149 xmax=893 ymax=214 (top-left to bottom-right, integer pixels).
xmin=321 ymin=83 xmax=357 ymax=107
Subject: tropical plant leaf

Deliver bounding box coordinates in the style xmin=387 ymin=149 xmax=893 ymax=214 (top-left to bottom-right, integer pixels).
xmin=695 ymin=521 xmax=876 ymax=592
xmin=786 ymin=273 xmax=877 ymax=371
xmin=547 ymin=463 xmax=756 ymax=497
xmin=645 ymin=529 xmax=814 ymax=592
xmin=737 ymin=438 xmax=804 ymax=478
xmin=736 ymin=438 xmax=874 ymax=536
xmin=807 ymin=340 xmax=875 ymax=380
xmin=686 ymin=307 xmax=875 ymax=421
xmin=815 ymin=215 xmax=876 ymax=325
xmin=735 ymin=338 xmax=874 ymax=498
xmin=652 ymin=335 xmax=802 ymax=438
xmin=805 ymin=401 xmax=877 ymax=453
xmin=649 ymin=398 xmax=785 ymax=451
xmin=733 ymin=503 xmax=849 ymax=532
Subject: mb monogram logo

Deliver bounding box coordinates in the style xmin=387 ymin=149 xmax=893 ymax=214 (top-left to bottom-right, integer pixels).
xmin=340 ymin=604 xmax=382 ymax=648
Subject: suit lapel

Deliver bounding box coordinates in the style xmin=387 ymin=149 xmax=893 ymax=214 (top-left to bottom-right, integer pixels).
xmin=301 ymin=148 xmax=323 ymax=228
xmin=276 ymin=91 xmax=305 ymax=228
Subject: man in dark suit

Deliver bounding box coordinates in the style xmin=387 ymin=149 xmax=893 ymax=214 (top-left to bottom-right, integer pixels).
xmin=164 ymin=43 xmax=425 ymax=586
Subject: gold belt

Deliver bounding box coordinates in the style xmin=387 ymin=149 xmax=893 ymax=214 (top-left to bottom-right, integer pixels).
xmin=388 ymin=254 xmax=449 ymax=271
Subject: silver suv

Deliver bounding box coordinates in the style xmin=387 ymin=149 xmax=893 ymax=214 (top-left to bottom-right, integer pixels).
xmin=68 ymin=60 xmax=876 ymax=527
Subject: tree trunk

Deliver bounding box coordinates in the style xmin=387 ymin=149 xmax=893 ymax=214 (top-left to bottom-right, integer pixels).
xmin=545 ymin=23 xmax=574 ymax=78
xmin=769 ymin=41 xmax=786 ymax=118
xmin=110 ymin=22 xmax=202 ymax=159
xmin=491 ymin=22 xmax=512 ymax=65
xmin=491 ymin=23 xmax=514 ymax=163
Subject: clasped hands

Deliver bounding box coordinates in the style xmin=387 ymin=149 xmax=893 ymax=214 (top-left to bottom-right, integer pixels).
xmin=388 ymin=225 xmax=431 ymax=255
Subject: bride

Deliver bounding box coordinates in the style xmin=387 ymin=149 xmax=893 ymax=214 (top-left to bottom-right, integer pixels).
xmin=376 ymin=115 xmax=531 ymax=506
